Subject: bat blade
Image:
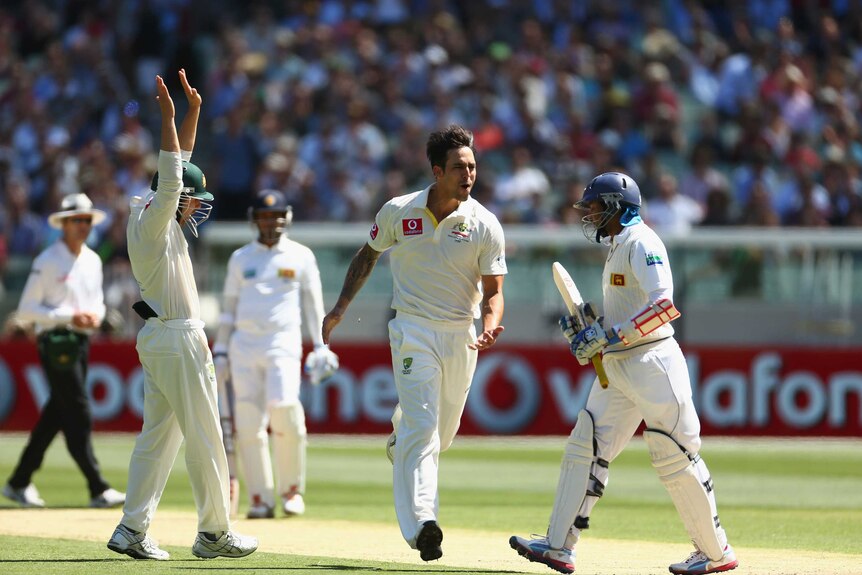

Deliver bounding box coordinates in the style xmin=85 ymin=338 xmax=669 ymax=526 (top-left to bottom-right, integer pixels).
xmin=552 ymin=261 xmax=610 ymax=389
xmin=552 ymin=261 xmax=584 ymax=316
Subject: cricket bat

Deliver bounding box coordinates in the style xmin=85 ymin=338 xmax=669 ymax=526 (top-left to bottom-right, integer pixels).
xmin=217 ymin=374 xmax=240 ymax=517
xmin=552 ymin=262 xmax=610 ymax=389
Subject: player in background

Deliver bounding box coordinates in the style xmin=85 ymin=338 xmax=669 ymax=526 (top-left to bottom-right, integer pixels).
xmin=4 ymin=194 xmax=125 ymax=510
xmin=322 ymin=125 xmax=506 ymax=563
xmin=213 ymin=189 xmax=338 ymax=519
xmin=107 ymin=70 xmax=257 ymax=560
xmin=510 ymin=172 xmax=737 ymax=575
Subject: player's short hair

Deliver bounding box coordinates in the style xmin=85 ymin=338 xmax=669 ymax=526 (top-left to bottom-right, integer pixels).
xmin=426 ymin=125 xmax=474 ymax=170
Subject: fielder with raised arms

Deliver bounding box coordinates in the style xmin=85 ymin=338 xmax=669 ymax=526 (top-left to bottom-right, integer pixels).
xmin=107 ymin=70 xmax=257 ymax=561
xmin=213 ymin=189 xmax=338 ymax=519
xmin=510 ymin=172 xmax=738 ymax=575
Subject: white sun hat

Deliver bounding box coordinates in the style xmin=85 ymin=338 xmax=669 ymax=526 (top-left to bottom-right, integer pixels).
xmin=47 ymin=193 xmax=107 ymax=229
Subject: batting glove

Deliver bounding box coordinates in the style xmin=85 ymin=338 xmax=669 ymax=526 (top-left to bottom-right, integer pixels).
xmin=304 ymin=344 xmax=340 ymax=385
xmin=559 ymin=315 xmax=582 ymax=344
xmin=571 ymin=321 xmax=621 ymax=365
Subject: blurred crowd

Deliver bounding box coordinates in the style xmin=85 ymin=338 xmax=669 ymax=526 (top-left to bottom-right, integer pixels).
xmin=2 ymin=0 xmax=862 ymax=287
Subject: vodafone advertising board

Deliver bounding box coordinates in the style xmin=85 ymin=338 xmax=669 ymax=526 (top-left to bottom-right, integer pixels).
xmin=0 ymin=341 xmax=859 ymax=436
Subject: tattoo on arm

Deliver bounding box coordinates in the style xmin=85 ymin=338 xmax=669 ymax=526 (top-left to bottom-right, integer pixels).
xmin=336 ymin=245 xmax=381 ymax=308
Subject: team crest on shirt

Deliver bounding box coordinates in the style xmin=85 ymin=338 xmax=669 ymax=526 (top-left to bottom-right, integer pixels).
xmin=447 ymin=222 xmax=473 ymax=242
xmin=278 ymin=268 xmax=295 ymax=279
xmin=402 ymin=218 xmax=423 ymax=236
xmin=611 ymin=273 xmax=625 ymax=286
xmin=402 ymin=357 xmax=413 ymax=374
xmin=645 ymin=252 xmax=664 ymax=266
xmin=243 ymin=268 xmax=257 ymax=279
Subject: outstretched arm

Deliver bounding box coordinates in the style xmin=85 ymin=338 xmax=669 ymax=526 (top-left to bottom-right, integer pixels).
xmin=157 ymin=75 xmax=179 ymax=153
xmin=321 ymin=243 xmax=382 ymax=344
xmin=177 ymin=68 xmax=201 ymax=153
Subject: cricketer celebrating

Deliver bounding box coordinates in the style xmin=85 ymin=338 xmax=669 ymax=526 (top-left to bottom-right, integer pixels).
xmin=213 ymin=189 xmax=339 ymax=519
xmin=510 ymin=172 xmax=737 ymax=575
xmin=322 ymin=125 xmax=506 ymax=563
xmin=107 ymin=70 xmax=257 ymax=560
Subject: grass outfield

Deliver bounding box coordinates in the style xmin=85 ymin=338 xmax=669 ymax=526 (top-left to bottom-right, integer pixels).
xmin=0 ymin=433 xmax=860 ymax=574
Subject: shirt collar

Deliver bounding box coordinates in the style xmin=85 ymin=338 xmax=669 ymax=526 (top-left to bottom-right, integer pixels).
xmin=410 ymin=185 xmax=475 ymax=221
xmin=255 ymin=234 xmax=289 ymax=251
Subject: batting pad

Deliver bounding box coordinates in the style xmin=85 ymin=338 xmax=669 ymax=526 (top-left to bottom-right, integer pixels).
xmin=270 ymin=403 xmax=307 ymax=496
xmin=644 ymin=429 xmax=727 ymax=560
xmin=235 ymin=400 xmax=275 ymax=507
xmin=548 ymin=410 xmax=594 ymax=549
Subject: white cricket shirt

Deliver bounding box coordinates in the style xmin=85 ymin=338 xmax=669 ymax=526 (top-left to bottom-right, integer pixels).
xmin=17 ymin=240 xmax=105 ymax=334
xmin=367 ymin=185 xmax=507 ymax=324
xmin=127 ymin=150 xmax=200 ymax=320
xmin=223 ymin=235 xmax=325 ymax=341
xmin=602 ymin=221 xmax=675 ymax=353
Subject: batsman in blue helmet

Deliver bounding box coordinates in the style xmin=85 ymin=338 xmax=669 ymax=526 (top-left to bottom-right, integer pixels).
xmin=510 ymin=172 xmax=738 ymax=575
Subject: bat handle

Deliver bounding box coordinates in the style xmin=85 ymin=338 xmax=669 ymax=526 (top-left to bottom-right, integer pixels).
xmin=592 ymin=355 xmax=610 ymax=389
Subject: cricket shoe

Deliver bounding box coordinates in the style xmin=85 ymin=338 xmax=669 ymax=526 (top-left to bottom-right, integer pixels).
xmin=2 ymin=483 xmax=45 ymax=508
xmin=90 ymin=488 xmax=125 ymax=508
xmin=416 ymin=520 xmax=443 ymax=561
xmin=509 ymin=534 xmax=574 ymax=574
xmin=282 ymin=492 xmax=305 ymax=516
xmin=192 ymin=531 xmax=258 ymax=558
xmin=385 ymin=432 xmax=396 ymax=464
xmin=107 ymin=524 xmax=169 ymax=560
xmin=246 ymin=502 xmax=275 ymax=519
xmin=669 ymin=544 xmax=738 ymax=574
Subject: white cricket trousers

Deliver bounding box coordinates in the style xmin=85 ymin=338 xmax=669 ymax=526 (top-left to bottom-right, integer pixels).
xmin=588 ymin=337 xmax=702 ymax=460
xmin=388 ymin=312 xmax=477 ymax=547
xmin=229 ymin=330 xmax=305 ymax=508
xmin=122 ymin=319 xmax=230 ymax=534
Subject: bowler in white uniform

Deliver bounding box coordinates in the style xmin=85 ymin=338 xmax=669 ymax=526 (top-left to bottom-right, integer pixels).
xmin=322 ymin=125 xmax=506 ymax=562
xmin=510 ymin=172 xmax=738 ymax=575
xmin=213 ymin=189 xmax=338 ymax=519
xmin=107 ymin=70 xmax=257 ymax=561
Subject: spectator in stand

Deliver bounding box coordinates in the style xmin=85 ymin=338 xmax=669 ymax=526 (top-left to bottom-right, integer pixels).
xmin=679 ymin=141 xmax=729 ymax=209
xmin=5 ymin=176 xmax=44 ymax=257
xmin=645 ymin=172 xmax=704 ymax=235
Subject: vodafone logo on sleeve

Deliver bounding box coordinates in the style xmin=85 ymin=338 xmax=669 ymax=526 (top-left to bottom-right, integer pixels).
xmin=402 ymin=218 xmax=423 ymax=236
xmin=369 ymin=223 xmax=379 ymax=240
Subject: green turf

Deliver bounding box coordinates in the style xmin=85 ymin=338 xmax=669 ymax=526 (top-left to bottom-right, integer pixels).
xmin=0 ymin=433 xmax=860 ymax=574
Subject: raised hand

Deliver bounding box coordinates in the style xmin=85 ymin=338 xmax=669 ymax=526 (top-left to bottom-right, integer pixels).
xmin=155 ymin=75 xmax=175 ymax=118
xmin=179 ymin=68 xmax=201 ymax=108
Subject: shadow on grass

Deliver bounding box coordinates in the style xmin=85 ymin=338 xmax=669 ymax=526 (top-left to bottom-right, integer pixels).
xmin=0 ymin=559 xmax=529 ymax=574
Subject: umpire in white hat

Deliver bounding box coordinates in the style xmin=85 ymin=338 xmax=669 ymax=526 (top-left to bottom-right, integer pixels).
xmin=3 ymin=193 xmax=125 ymax=509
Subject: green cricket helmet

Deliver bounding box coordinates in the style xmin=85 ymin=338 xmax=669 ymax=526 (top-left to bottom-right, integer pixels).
xmin=150 ymin=160 xmax=214 ymax=237
xmin=150 ymin=160 xmax=214 ymax=201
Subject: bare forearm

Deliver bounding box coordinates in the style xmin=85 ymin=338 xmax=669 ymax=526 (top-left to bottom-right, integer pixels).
xmin=481 ymin=290 xmax=504 ymax=332
xmin=333 ymin=244 xmax=381 ymax=312
xmin=160 ymin=114 xmax=179 ymax=152
xmin=178 ymin=105 xmax=200 ymax=152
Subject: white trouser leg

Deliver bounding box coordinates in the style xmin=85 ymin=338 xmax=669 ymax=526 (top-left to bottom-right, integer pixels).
xmin=121 ymin=363 xmax=184 ymax=533
xmin=270 ymin=403 xmax=306 ymax=497
xmin=128 ymin=325 xmax=231 ymax=533
xmin=388 ymin=316 xmax=476 ymax=547
xmin=231 ymin=348 xmax=274 ymax=509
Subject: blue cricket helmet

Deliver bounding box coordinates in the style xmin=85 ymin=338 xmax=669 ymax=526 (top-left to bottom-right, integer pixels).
xmin=575 ymin=172 xmax=642 ymax=242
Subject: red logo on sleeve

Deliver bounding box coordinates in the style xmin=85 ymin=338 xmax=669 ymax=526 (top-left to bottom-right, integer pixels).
xmin=402 ymin=218 xmax=423 ymax=236
xmin=370 ymin=223 xmax=379 ymax=240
